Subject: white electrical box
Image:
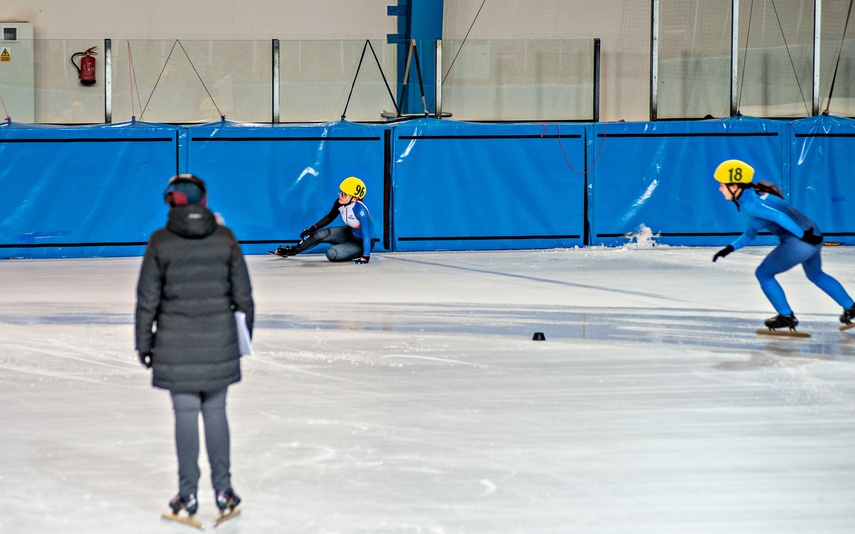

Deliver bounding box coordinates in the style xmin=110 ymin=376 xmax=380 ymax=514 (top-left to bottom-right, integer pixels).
xmin=0 ymin=22 xmax=35 ymax=123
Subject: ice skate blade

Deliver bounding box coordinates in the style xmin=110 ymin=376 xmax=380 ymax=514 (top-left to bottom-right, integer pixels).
xmin=840 ymin=323 xmax=855 ymax=332
xmin=161 ymin=511 xmax=205 ymax=529
xmin=756 ymin=328 xmax=811 ymax=338
xmin=213 ymin=507 xmax=241 ymax=527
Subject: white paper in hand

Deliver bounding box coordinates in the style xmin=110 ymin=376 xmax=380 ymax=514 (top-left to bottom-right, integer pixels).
xmin=234 ymin=311 xmax=252 ymax=356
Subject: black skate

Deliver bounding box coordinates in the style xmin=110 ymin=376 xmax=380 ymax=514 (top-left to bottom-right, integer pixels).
xmin=271 ymin=245 xmax=299 ymax=257
xmin=757 ymin=313 xmax=810 ymax=337
xmin=162 ymin=493 xmax=204 ymax=529
xmin=764 ymin=314 xmax=798 ymax=331
xmin=169 ymin=493 xmax=198 ymax=515
xmin=841 ymin=305 xmax=855 ymax=332
xmin=214 ymin=488 xmax=242 ymax=526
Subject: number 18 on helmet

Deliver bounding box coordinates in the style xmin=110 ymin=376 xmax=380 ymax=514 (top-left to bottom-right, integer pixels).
xmin=714 ymin=159 xmax=755 ymax=184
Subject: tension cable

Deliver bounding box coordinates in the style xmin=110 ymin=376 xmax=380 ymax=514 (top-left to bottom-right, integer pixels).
xmin=823 ymin=0 xmax=855 ymax=114
xmin=141 ymin=39 xmax=224 ymax=121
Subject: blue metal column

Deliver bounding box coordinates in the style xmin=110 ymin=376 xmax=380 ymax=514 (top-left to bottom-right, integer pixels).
xmin=387 ymin=0 xmax=444 ymax=116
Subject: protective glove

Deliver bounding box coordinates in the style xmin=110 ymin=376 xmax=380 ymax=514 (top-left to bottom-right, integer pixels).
xmin=712 ymin=245 xmax=734 ymax=262
xmin=138 ymin=351 xmax=152 ymax=369
xmin=801 ymin=227 xmax=823 ymax=245
xmin=300 ymin=225 xmax=317 ymax=240
xmin=353 ymin=255 xmax=370 ymax=265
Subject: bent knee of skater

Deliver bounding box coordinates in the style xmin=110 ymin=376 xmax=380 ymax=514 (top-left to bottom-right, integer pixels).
xmin=755 ymin=265 xmax=776 ymax=282
xmin=802 ymin=269 xmax=826 ymax=284
xmin=326 ymin=248 xmax=344 ymax=262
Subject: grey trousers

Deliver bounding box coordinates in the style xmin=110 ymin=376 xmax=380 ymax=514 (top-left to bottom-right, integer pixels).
xmin=170 ymin=386 xmax=231 ymax=497
xmin=300 ymin=226 xmax=368 ymax=261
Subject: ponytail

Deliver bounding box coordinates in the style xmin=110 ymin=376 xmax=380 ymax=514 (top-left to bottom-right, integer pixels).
xmin=752 ymin=180 xmax=784 ymax=199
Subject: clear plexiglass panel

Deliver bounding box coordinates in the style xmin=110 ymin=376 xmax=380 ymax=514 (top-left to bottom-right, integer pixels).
xmin=112 ymin=39 xmax=273 ymax=124
xmin=657 ymin=1 xmax=732 ymax=119
xmin=736 ymin=0 xmax=815 ymax=118
xmin=280 ymin=40 xmax=397 ymax=122
xmin=440 ymin=39 xmax=595 ymax=121
xmin=820 ymin=2 xmax=855 ymax=117
xmin=657 ymin=1 xmax=855 ymax=119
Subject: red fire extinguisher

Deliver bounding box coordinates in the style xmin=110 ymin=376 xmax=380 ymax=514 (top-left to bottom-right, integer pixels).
xmin=71 ymin=46 xmax=97 ymax=85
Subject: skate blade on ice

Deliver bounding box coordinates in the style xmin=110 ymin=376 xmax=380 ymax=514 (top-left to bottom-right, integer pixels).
xmin=161 ymin=511 xmax=205 ymax=529
xmin=756 ymin=329 xmax=811 ymax=338
xmin=213 ymin=507 xmax=241 ymax=527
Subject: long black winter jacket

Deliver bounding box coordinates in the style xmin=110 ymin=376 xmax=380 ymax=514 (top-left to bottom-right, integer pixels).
xmin=135 ymin=205 xmax=254 ymax=393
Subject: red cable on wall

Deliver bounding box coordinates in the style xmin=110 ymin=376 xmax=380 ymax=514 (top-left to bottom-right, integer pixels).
xmin=537 ymin=121 xmax=610 ymax=175
xmin=0 ymin=92 xmax=10 ymax=121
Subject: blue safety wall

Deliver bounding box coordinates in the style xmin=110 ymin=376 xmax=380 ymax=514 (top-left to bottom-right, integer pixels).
xmin=588 ymin=116 xmax=786 ymax=247
xmin=184 ymin=121 xmax=387 ymax=256
xmin=390 ymin=119 xmax=587 ymax=251
xmin=0 ymin=121 xmax=179 ymax=259
xmin=789 ymin=115 xmax=855 ymax=244
xmin=1 ymin=115 xmax=853 ymax=259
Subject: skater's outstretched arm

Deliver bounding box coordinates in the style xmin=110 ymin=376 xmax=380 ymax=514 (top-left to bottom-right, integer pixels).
xmin=301 ymin=200 xmax=340 ymax=240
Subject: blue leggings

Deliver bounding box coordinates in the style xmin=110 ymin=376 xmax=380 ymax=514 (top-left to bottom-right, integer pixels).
xmin=756 ymin=235 xmax=854 ymax=315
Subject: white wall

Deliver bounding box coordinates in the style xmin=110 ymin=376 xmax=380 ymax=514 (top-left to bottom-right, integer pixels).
xmin=0 ymin=0 xmax=396 ymax=40
xmin=0 ymin=0 xmax=654 ymax=121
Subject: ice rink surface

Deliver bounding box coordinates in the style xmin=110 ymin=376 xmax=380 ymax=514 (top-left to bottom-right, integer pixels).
xmin=2 ymin=245 xmax=855 ymax=533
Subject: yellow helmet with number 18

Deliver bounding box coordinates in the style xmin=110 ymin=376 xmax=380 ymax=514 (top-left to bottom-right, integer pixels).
xmin=714 ymin=159 xmax=755 ymax=184
xmin=340 ymin=176 xmax=366 ymax=199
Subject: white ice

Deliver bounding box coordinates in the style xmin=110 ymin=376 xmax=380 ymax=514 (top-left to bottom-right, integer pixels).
xmin=2 ymin=245 xmax=855 ymax=533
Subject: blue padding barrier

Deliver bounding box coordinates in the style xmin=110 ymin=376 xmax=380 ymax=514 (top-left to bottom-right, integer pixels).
xmin=185 ymin=120 xmax=388 ymax=255
xmin=789 ymin=115 xmax=855 ymax=245
xmin=589 ymin=117 xmax=785 ymax=246
xmin=0 ymin=121 xmax=180 ymax=259
xmin=390 ymin=119 xmax=587 ymax=251
xmin=2 ymin=116 xmax=853 ymax=259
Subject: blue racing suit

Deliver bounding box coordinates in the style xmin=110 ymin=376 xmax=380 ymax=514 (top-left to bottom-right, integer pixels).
xmin=729 ymin=188 xmax=853 ymax=315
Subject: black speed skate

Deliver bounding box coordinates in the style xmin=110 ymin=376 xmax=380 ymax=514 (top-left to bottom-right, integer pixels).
xmin=216 ymin=488 xmax=240 ymax=511
xmin=273 ymin=245 xmax=299 ymax=257
xmin=213 ymin=488 xmax=242 ymax=526
xmin=757 ymin=313 xmax=810 ymax=338
xmin=840 ymin=305 xmax=855 ymax=332
xmin=169 ymin=493 xmax=198 ymax=515
xmin=162 ymin=493 xmax=204 ymax=529
xmin=764 ymin=314 xmax=798 ymax=331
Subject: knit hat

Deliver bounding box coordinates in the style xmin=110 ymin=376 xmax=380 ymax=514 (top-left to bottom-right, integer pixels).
xmin=164 ymin=174 xmax=208 ymax=207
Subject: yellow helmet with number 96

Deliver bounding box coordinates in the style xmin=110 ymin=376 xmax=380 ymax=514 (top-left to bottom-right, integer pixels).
xmin=714 ymin=159 xmax=755 ymax=184
xmin=340 ymin=176 xmax=366 ymax=199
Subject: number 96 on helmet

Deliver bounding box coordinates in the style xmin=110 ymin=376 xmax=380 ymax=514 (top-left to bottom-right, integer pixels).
xmin=339 ymin=176 xmax=366 ymax=199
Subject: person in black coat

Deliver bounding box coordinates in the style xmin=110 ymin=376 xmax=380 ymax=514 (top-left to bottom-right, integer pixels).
xmin=135 ymin=174 xmax=254 ymax=521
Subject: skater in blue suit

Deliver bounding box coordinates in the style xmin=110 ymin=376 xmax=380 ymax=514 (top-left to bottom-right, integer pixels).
xmin=711 ymin=159 xmax=855 ymax=331
xmin=275 ymin=176 xmax=375 ymax=264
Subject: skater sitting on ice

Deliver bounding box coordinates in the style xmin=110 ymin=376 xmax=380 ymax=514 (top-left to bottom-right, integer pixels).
xmin=711 ymin=159 xmax=855 ymax=331
xmin=135 ymin=174 xmax=253 ymax=526
xmin=274 ymin=176 xmax=375 ymax=264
